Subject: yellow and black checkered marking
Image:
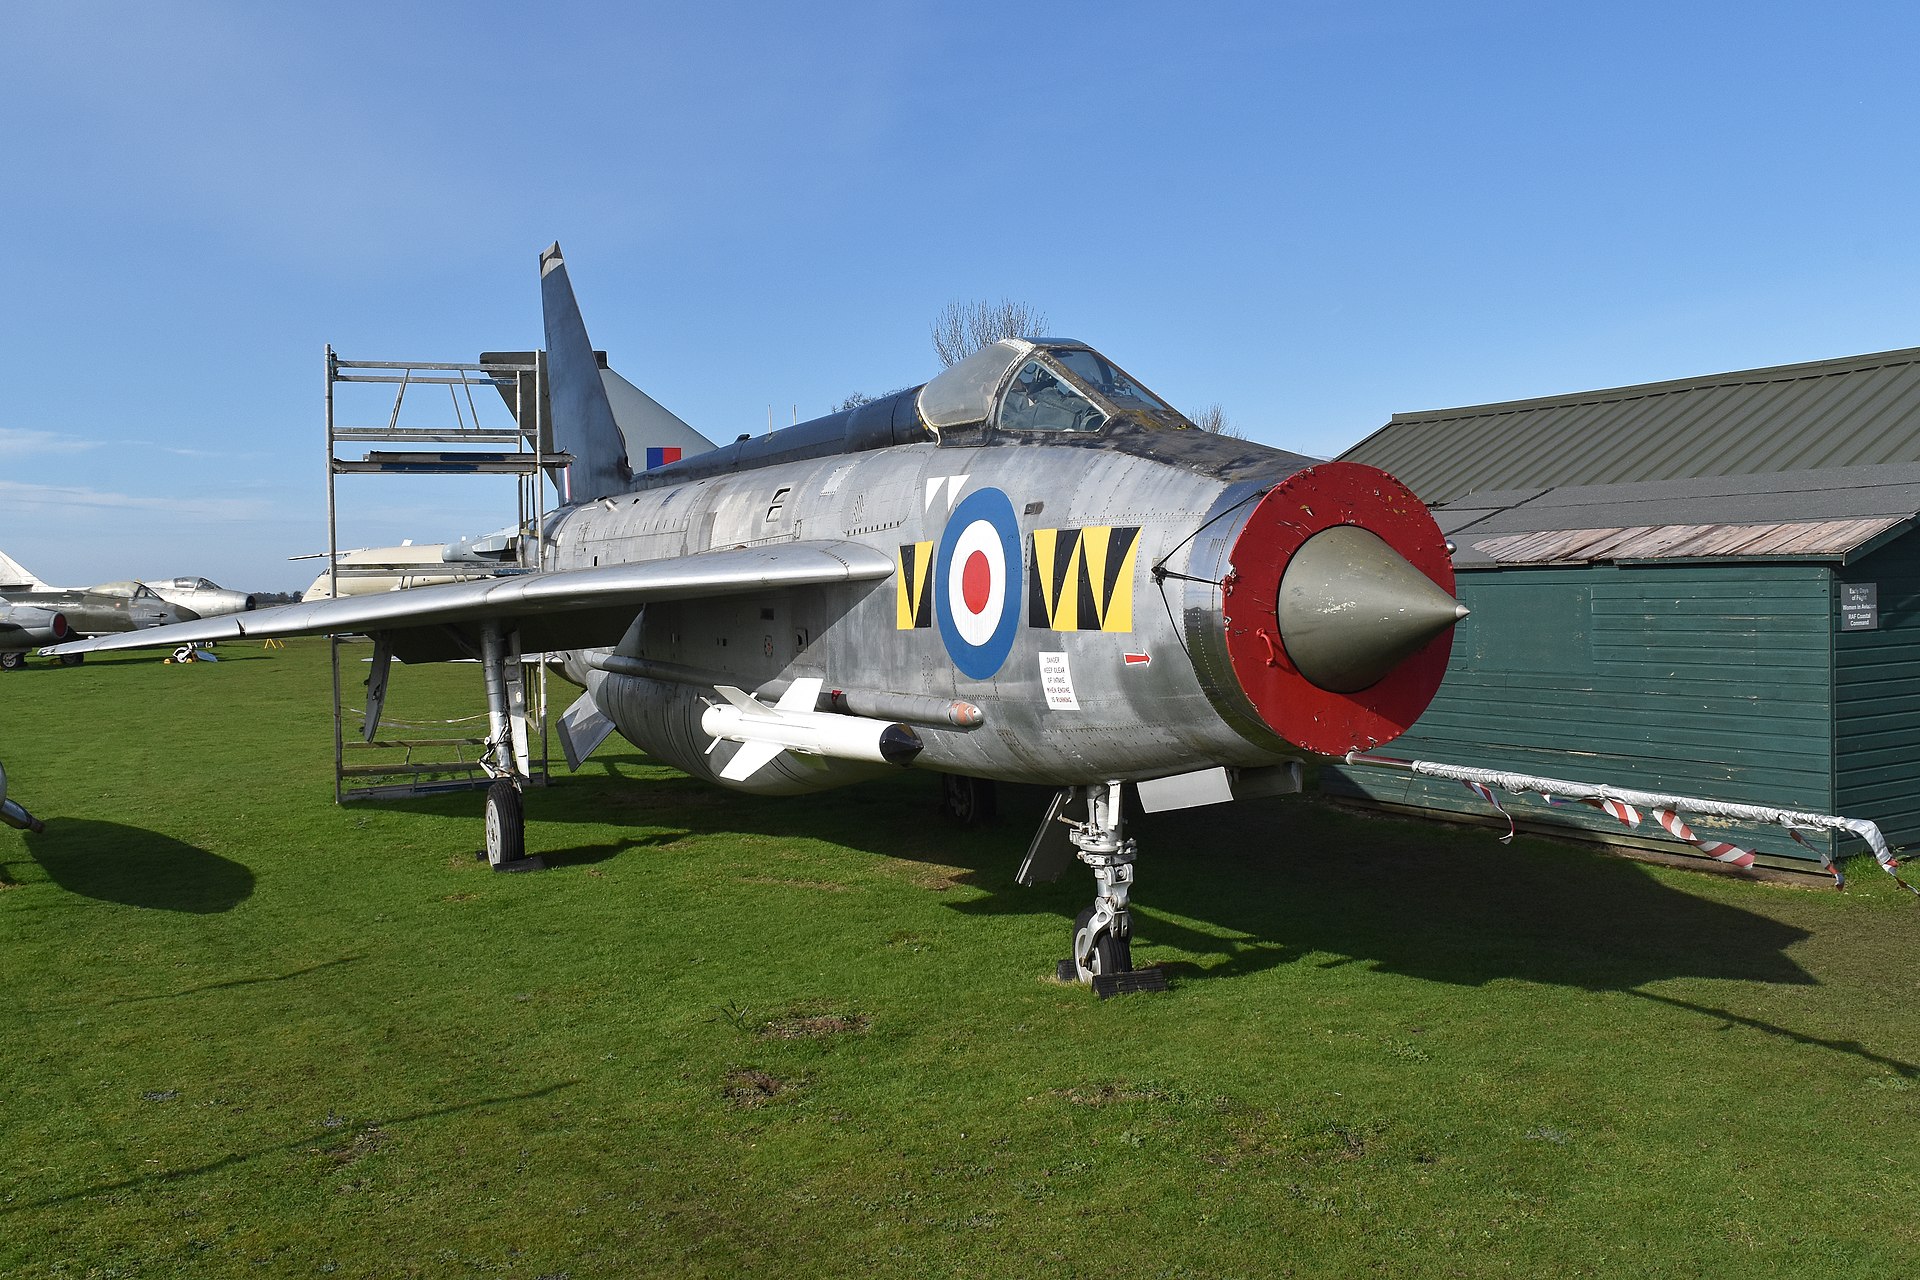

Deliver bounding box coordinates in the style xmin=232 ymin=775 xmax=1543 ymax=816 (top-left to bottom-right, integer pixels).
xmin=1026 ymin=526 xmax=1140 ymax=632
xmin=896 ymin=540 xmax=934 ymax=629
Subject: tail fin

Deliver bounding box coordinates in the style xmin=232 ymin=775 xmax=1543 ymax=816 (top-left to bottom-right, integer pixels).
xmin=599 ymin=365 xmax=716 ymax=471
xmin=478 ymin=349 xmax=717 ymax=475
xmin=0 ymin=551 xmax=46 ymax=593
xmin=540 ymin=242 xmax=632 ymax=504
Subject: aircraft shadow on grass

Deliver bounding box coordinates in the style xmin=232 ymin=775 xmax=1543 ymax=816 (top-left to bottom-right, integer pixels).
xmin=356 ymin=755 xmax=1918 ymax=1077
xmin=370 ymin=753 xmax=1815 ymax=995
xmin=18 ymin=819 xmax=254 ymax=913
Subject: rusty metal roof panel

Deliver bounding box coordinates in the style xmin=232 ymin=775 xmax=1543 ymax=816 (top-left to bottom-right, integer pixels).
xmin=1463 ymin=516 xmax=1908 ymax=566
xmin=1343 ymin=345 xmax=1920 ymax=503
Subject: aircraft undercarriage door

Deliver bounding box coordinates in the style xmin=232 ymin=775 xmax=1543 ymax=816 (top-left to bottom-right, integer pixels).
xmin=1016 ymin=788 xmax=1081 ymax=885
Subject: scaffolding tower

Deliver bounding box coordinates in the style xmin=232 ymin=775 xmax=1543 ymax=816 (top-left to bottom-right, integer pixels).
xmin=322 ymin=347 xmax=555 ymax=802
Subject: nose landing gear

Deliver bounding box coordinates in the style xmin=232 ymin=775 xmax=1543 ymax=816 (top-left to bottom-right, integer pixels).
xmin=1020 ymin=781 xmax=1168 ymax=999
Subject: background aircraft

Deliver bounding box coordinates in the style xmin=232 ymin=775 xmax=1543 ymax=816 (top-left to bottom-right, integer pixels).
xmin=0 ymin=601 xmax=69 ymax=670
xmin=0 ymin=552 xmax=187 ymax=666
xmin=50 ymin=245 xmax=1464 ymax=994
xmin=296 ymin=540 xmax=506 ymax=602
xmin=139 ymin=577 xmax=257 ymax=618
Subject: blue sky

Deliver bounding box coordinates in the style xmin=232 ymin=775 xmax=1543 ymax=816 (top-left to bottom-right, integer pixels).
xmin=4 ymin=1 xmax=1919 ymax=590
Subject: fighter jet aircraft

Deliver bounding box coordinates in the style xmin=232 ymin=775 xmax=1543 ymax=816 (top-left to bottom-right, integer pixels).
xmin=140 ymin=577 xmax=257 ymax=619
xmin=0 ymin=601 xmax=70 ymax=670
xmin=49 ymin=244 xmax=1466 ymax=992
xmin=0 ymin=553 xmax=189 ymax=666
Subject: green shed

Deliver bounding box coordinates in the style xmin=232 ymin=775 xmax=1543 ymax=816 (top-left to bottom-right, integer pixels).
xmin=1328 ymin=346 xmax=1920 ymax=879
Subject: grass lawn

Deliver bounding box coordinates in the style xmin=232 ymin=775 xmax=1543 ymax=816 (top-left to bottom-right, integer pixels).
xmin=2 ymin=638 xmax=1917 ymax=1278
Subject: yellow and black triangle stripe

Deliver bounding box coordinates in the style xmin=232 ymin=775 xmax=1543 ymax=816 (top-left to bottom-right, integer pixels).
xmin=896 ymin=541 xmax=934 ymax=629
xmin=1026 ymin=526 xmax=1139 ymax=632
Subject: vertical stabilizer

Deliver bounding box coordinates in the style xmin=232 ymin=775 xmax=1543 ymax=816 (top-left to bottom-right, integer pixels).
xmin=0 ymin=551 xmax=47 ymax=593
xmin=541 ymin=243 xmax=633 ymax=503
xmin=600 ymin=367 xmax=717 ymax=469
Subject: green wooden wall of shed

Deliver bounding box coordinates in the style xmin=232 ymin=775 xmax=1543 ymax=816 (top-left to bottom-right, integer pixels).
xmin=1323 ymin=562 xmax=1841 ymax=868
xmin=1836 ymin=534 xmax=1920 ymax=853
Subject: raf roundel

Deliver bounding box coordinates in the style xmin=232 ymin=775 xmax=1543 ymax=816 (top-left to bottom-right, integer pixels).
xmin=934 ymin=486 xmax=1022 ymax=679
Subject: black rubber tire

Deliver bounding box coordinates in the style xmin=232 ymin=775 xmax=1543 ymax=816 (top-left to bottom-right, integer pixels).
xmin=1072 ymin=905 xmax=1133 ymax=977
xmin=938 ymin=774 xmax=998 ymax=827
xmin=58 ymin=653 xmax=84 ymax=667
xmin=484 ymin=780 xmax=525 ymax=868
xmin=0 ymin=651 xmax=25 ymax=671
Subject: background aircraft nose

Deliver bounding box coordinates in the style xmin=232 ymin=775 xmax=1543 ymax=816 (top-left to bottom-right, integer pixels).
xmin=1219 ymin=461 xmax=1463 ymax=755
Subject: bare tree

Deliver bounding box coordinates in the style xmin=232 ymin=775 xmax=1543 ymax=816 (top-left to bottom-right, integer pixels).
xmin=1188 ymin=403 xmax=1244 ymax=438
xmin=931 ymin=299 xmax=1051 ymax=368
xmin=832 ymin=387 xmax=910 ymax=414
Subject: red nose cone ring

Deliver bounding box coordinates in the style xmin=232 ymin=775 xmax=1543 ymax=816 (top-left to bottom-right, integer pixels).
xmin=51 ymin=613 xmax=69 ymax=641
xmin=1221 ymin=462 xmax=1458 ymax=756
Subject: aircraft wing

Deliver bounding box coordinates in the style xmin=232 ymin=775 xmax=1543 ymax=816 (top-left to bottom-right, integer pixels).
xmin=44 ymin=541 xmax=894 ymax=660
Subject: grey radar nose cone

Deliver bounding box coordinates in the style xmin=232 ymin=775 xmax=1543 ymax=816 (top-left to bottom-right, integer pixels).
xmin=1277 ymin=525 xmax=1468 ymax=693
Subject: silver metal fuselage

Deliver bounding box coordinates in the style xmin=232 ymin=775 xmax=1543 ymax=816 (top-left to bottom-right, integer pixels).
xmin=551 ymin=437 xmax=1284 ymax=794
xmin=142 ymin=579 xmax=257 ymax=619
xmin=2 ymin=582 xmax=183 ymax=636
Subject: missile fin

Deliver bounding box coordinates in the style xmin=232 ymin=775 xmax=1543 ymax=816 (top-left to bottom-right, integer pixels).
xmin=715 ymin=685 xmax=771 ymax=716
xmin=775 ymin=677 xmax=823 ymax=712
xmin=719 ymin=738 xmax=787 ymax=782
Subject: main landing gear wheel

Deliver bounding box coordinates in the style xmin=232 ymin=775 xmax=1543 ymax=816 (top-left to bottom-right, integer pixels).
xmin=474 ymin=623 xmax=542 ymax=872
xmin=938 ymin=774 xmax=997 ymax=827
xmin=483 ymin=779 xmax=526 ymax=869
xmin=57 ymin=653 xmax=84 ymax=667
xmin=0 ymin=651 xmax=24 ymax=672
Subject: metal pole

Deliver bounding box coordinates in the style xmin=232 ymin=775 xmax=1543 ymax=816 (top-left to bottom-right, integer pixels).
xmin=325 ymin=345 xmax=345 ymax=804
xmin=536 ymin=355 xmax=550 ymax=783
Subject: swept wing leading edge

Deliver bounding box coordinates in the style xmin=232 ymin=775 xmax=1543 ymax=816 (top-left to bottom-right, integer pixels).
xmin=44 ymin=541 xmax=895 ymax=655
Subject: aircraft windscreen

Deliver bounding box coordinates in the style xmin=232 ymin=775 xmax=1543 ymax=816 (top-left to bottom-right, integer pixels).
xmin=998 ymin=360 xmax=1108 ymax=433
xmin=1049 ymin=349 xmax=1174 ymax=415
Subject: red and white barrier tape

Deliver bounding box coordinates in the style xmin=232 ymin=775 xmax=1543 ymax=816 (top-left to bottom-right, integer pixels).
xmin=1357 ymin=753 xmax=1912 ymax=894
xmin=1462 ymin=781 xmax=1515 ymax=843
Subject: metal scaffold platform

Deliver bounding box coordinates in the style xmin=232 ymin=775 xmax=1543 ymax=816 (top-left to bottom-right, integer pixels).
xmin=322 ymin=347 xmax=556 ymax=802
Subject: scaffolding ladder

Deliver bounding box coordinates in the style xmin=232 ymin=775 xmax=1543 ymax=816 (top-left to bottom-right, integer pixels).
xmin=322 ymin=347 xmax=555 ymax=802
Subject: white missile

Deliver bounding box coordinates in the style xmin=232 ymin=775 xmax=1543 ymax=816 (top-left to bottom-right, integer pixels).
xmin=701 ymin=677 xmax=923 ymax=782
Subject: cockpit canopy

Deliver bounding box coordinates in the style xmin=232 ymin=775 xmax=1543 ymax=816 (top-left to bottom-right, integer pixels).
xmin=916 ymin=339 xmax=1192 ymax=439
xmin=95 ymin=581 xmax=162 ymax=601
xmin=157 ymin=576 xmax=222 ymax=591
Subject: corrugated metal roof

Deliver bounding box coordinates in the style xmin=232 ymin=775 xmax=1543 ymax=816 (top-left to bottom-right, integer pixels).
xmin=1440 ymin=464 xmax=1920 ymax=567
xmin=1341 ymin=345 xmax=1920 ymax=504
